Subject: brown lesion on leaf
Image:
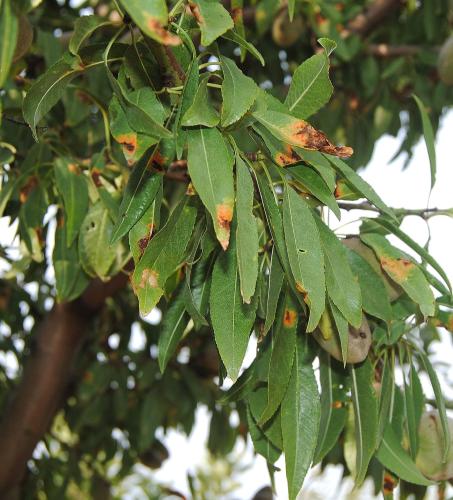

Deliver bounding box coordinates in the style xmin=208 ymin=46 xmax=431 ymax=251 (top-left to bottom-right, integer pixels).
xmin=188 ymin=2 xmax=205 ymax=26
xmin=19 ymin=175 xmax=38 ymax=203
xmin=380 ymin=256 xmax=414 ymax=281
xmin=275 ymin=145 xmax=301 ymax=166
xmin=285 ymin=120 xmax=353 ymax=158
xmin=116 ymin=133 xmax=138 ymax=164
xmin=67 ymin=163 xmax=81 ymax=174
xmin=231 ymin=6 xmax=243 ymax=23
xmin=138 ymin=268 xmax=160 ymax=289
xmin=147 ymin=17 xmax=181 ymax=46
xmin=216 ymin=203 xmax=233 ymax=250
xmin=91 ymin=168 xmax=102 ymax=187
xmin=383 ymin=472 xmax=398 ymax=495
xmin=331 ymin=401 xmax=343 ymax=409
xmin=283 ymin=308 xmax=297 ymax=327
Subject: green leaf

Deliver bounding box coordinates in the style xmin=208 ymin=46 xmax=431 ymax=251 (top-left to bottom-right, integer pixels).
xmin=281 ymin=337 xmax=320 ymax=500
xmin=287 ymin=165 xmax=341 ymax=219
xmin=222 ymin=30 xmax=265 ymax=66
xmin=182 ymin=74 xmax=219 ymax=127
xmin=349 ymin=358 xmax=379 ymax=485
xmin=282 ymin=185 xmax=325 ymax=331
xmin=78 ymin=202 xmax=118 ymax=279
xmin=210 ymin=229 xmax=257 ymax=381
xmin=158 ymin=286 xmax=189 ymax=372
xmin=345 ymin=247 xmax=392 ymax=324
xmin=329 ymin=301 xmax=350 ymax=364
xmin=131 ymin=199 xmax=197 ymax=315
xmin=69 ymin=15 xmax=112 ymax=55
xmin=218 ymin=363 xmax=255 ymax=404
xmin=247 ymin=406 xmax=281 ymax=463
xmin=54 ymin=158 xmax=89 ymax=247
xmin=376 ymin=426 xmax=433 ymax=486
xmin=326 ymin=155 xmax=396 ymax=220
xmin=263 ymin=247 xmax=285 ymax=335
xmin=110 ymin=150 xmax=162 ymax=244
xmin=187 ymin=127 xmax=235 ymax=250
xmin=220 ymin=56 xmax=258 ymax=127
xmin=361 ymin=233 xmax=435 ymax=317
xmin=315 ymin=217 xmax=362 ymax=328
xmin=258 ymin=292 xmax=297 ymax=425
xmin=403 ymin=361 xmax=425 ymax=460
xmin=313 ymin=353 xmax=349 ymax=464
xmin=285 ymin=38 xmax=336 ymax=119
xmin=0 ymin=0 xmax=18 ymax=87
xmin=249 ymin=385 xmax=283 ymax=449
xmin=235 ymin=155 xmax=259 ymax=303
xmin=190 ymin=0 xmax=234 ymax=47
xmin=117 ymin=0 xmax=180 ymax=45
xmin=413 ymin=94 xmax=436 ymax=189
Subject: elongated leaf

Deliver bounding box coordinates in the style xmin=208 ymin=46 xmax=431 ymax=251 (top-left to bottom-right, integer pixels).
xmin=376 ymin=426 xmax=433 ymax=486
xmin=54 ymin=158 xmax=89 ymax=247
xmin=158 ymin=286 xmax=189 ymax=372
xmin=326 ymin=155 xmax=396 ymax=219
xmin=403 ymin=361 xmax=425 ymax=460
xmin=182 ymin=74 xmax=219 ymax=127
xmin=190 ymin=0 xmax=234 ymax=46
xmin=329 ymin=301 xmax=350 ymax=364
xmin=361 ymin=233 xmax=435 ymax=317
xmin=263 ymin=247 xmax=285 ymax=335
xmin=247 ymin=406 xmax=281 ymax=463
xmin=222 ymin=30 xmax=265 ymax=66
xmin=69 ymin=15 xmax=112 ymax=54
xmin=315 ymin=217 xmax=362 ymax=328
xmin=346 ymin=247 xmax=392 ymax=323
xmin=259 ymin=293 xmax=297 ymax=425
xmin=210 ymin=229 xmax=257 ymax=381
xmin=187 ymin=127 xmax=235 ymax=250
xmin=110 ymin=150 xmax=162 ymax=244
xmin=282 ymin=185 xmax=325 ymax=331
xmin=281 ymin=337 xmax=320 ymax=500
xmin=0 ymin=0 xmax=18 ymax=87
xmin=219 ymin=364 xmax=255 ymax=404
xmin=131 ymin=199 xmax=197 ymax=315
xmin=118 ymin=0 xmax=180 ymax=45
xmin=249 ymin=385 xmax=283 ymax=449
xmin=236 ymin=155 xmax=259 ymax=303
xmin=313 ymin=353 xmax=349 ymax=464
xmin=413 ymin=94 xmax=436 ymax=189
xmin=349 ymin=358 xmax=378 ymax=485
xmin=285 ymin=38 xmax=336 ymax=119
xmin=221 ymin=56 xmax=258 ymax=127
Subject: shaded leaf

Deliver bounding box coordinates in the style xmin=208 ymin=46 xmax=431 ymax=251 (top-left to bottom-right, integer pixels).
xmin=413 ymin=94 xmax=436 ymax=189
xmin=263 ymin=247 xmax=285 ymax=335
xmin=0 ymin=0 xmax=18 ymax=87
xmin=222 ymin=30 xmax=265 ymax=66
xmin=189 ymin=0 xmax=234 ymax=46
xmin=69 ymin=15 xmax=112 ymax=55
xmin=182 ymin=74 xmax=219 ymax=127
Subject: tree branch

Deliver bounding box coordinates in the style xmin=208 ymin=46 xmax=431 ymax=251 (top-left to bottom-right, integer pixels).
xmin=337 ymin=201 xmax=451 ymax=219
xmin=346 ymin=0 xmax=404 ymax=37
xmin=0 ymin=271 xmax=129 ymax=496
xmin=365 ymin=43 xmax=426 ymax=57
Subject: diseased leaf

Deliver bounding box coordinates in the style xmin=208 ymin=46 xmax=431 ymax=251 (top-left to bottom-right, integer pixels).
xmin=263 ymin=247 xmax=285 ymax=335
xmin=413 ymin=94 xmax=436 ymax=189
xmin=258 ymin=292 xmax=297 ymax=425
xmin=0 ymin=0 xmax=18 ymax=88
xmin=131 ymin=199 xmax=197 ymax=315
xmin=285 ymin=38 xmax=336 ymax=119
xmin=282 ymin=185 xmax=325 ymax=331
xmin=221 ymin=56 xmax=258 ymax=127
xmin=210 ymin=228 xmax=257 ymax=381
xmin=315 ymin=217 xmax=362 ymax=327
xmin=189 ymin=0 xmax=234 ymax=47
xmin=361 ymin=233 xmax=435 ymax=317
xmin=69 ymin=15 xmax=112 ymax=55
xmin=253 ymin=109 xmax=353 ymax=158
xmin=182 ymin=74 xmax=219 ymax=127
xmin=187 ymin=127 xmax=235 ymax=250
xmin=110 ymin=149 xmax=162 ymax=244
xmin=236 ymin=155 xmax=259 ymax=303
xmin=349 ymin=358 xmax=378 ymax=485
xmin=281 ymin=336 xmax=320 ymax=500
xmin=118 ymin=0 xmax=180 ymax=45
xmin=54 ymin=158 xmax=89 ymax=246
xmin=376 ymin=426 xmax=433 ymax=486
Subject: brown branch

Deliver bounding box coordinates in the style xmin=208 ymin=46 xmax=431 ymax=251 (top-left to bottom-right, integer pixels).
xmin=0 ymin=271 xmax=129 ymax=496
xmin=366 ymin=43 xmax=425 ymax=57
xmin=346 ymin=0 xmax=404 ymax=36
xmin=337 ymin=201 xmax=451 ymax=219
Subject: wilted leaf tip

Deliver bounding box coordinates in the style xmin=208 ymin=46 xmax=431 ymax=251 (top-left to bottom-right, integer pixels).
xmin=146 ymin=17 xmax=181 ymax=46
xmin=216 ymin=203 xmax=233 ymax=250
xmin=380 ymin=256 xmax=415 ymax=281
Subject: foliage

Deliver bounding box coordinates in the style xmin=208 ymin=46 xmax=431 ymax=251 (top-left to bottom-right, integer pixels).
xmin=1 ymin=0 xmax=453 ymax=498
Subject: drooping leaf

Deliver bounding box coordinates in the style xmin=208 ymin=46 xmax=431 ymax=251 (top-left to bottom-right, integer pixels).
xmin=0 ymin=0 xmax=18 ymax=88
xmin=349 ymin=358 xmax=379 ymax=485
xmin=222 ymin=30 xmax=265 ymax=66
xmin=110 ymin=149 xmax=162 ymax=244
xmin=235 ymin=155 xmax=259 ymax=303
xmin=361 ymin=233 xmax=435 ymax=317
xmin=285 ymin=38 xmax=336 ymax=120
xmin=182 ymin=74 xmax=220 ymax=127
xmin=329 ymin=300 xmax=350 ymax=364
xmin=69 ymin=15 xmax=112 ymax=55
xmin=249 ymin=385 xmax=283 ymax=449
xmin=209 ymin=228 xmax=257 ymax=381
xmin=315 ymin=217 xmax=362 ymax=328
xmin=258 ymin=292 xmax=297 ymax=425
xmin=247 ymin=406 xmax=281 ymax=464
xmin=54 ymin=158 xmax=89 ymax=247
xmin=263 ymin=247 xmax=285 ymax=335
xmin=131 ymin=198 xmax=197 ymax=315
xmin=189 ymin=0 xmax=234 ymax=47
xmin=220 ymin=56 xmax=258 ymax=127
xmin=413 ymin=94 xmax=436 ymax=189
xmin=281 ymin=336 xmax=320 ymax=500
xmin=282 ymin=185 xmax=325 ymax=331
xmin=376 ymin=426 xmax=433 ymax=486
xmin=187 ymin=127 xmax=235 ymax=250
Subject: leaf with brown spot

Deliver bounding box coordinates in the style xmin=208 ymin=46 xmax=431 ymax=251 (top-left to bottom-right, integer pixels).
xmin=189 ymin=0 xmax=234 ymax=46
xmin=253 ymin=109 xmax=353 ymax=158
xmin=361 ymin=233 xmax=435 ymax=317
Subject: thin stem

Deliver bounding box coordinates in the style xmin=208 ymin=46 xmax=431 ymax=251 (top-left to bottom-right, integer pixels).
xmin=337 ymin=201 xmax=452 ymax=219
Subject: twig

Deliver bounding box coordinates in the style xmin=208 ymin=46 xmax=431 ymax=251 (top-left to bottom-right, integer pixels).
xmin=346 ymin=0 xmax=404 ymax=37
xmin=366 ymin=44 xmax=430 ymax=57
xmin=337 ymin=201 xmax=451 ymax=219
